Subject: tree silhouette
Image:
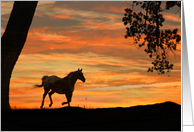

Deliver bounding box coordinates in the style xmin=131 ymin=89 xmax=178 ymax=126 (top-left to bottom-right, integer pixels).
xmin=1 ymin=1 xmax=38 ymax=110
xmin=122 ymin=1 xmax=181 ymax=75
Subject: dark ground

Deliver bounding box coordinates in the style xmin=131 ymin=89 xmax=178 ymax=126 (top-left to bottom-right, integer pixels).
xmin=1 ymin=101 xmax=181 ymax=131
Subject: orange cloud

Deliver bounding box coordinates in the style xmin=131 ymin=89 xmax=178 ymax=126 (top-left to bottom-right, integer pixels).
xmin=21 ymin=26 xmax=132 ymax=55
xmin=37 ymin=1 xmax=56 ymax=6
xmin=51 ymin=14 xmax=72 ymax=19
xmin=93 ymin=5 xmax=126 ymax=13
xmin=164 ymin=13 xmax=181 ymax=22
xmin=80 ymin=19 xmax=123 ymax=30
xmin=30 ymin=27 xmax=72 ymax=43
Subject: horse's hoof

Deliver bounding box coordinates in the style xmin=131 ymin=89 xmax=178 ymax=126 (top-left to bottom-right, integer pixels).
xmin=62 ymin=102 xmax=67 ymax=105
xmin=40 ymin=106 xmax=43 ymax=109
xmin=49 ymin=104 xmax=52 ymax=107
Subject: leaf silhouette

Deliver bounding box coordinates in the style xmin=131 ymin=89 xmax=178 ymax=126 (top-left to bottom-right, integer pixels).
xmin=122 ymin=1 xmax=181 ymax=75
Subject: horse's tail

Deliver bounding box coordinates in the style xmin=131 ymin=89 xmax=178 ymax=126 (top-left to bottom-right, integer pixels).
xmin=34 ymin=75 xmax=49 ymax=88
xmin=34 ymin=84 xmax=43 ymax=87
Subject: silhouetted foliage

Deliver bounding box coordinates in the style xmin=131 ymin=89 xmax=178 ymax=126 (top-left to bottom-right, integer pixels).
xmin=166 ymin=1 xmax=181 ymax=10
xmin=122 ymin=1 xmax=181 ymax=75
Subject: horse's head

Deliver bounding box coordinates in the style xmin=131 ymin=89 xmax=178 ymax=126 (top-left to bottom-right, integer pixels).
xmin=76 ymin=68 xmax=86 ymax=82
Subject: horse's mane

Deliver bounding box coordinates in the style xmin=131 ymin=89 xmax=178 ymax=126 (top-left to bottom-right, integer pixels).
xmin=63 ymin=71 xmax=77 ymax=79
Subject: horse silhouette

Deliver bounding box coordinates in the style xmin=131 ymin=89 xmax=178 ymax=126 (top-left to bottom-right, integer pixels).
xmin=34 ymin=68 xmax=86 ymax=109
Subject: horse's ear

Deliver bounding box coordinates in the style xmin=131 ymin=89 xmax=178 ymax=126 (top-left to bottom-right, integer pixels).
xmin=78 ymin=68 xmax=80 ymax=71
xmin=80 ymin=68 xmax=82 ymax=71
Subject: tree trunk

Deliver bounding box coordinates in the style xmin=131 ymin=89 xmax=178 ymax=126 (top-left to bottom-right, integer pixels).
xmin=1 ymin=1 xmax=38 ymax=110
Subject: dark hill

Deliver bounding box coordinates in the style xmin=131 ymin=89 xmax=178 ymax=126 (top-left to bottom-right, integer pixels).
xmin=1 ymin=101 xmax=181 ymax=131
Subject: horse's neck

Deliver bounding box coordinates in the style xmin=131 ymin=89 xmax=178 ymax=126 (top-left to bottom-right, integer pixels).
xmin=69 ymin=74 xmax=78 ymax=86
xmin=63 ymin=73 xmax=77 ymax=86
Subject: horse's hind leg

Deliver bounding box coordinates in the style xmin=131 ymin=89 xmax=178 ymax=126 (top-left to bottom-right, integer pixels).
xmin=62 ymin=92 xmax=73 ymax=107
xmin=40 ymin=87 xmax=50 ymax=109
xmin=48 ymin=90 xmax=55 ymax=107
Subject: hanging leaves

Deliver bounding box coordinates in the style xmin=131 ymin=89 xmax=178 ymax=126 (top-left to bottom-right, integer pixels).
xmin=122 ymin=1 xmax=181 ymax=75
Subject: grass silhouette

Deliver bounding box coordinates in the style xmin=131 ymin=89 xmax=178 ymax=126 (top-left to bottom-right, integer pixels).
xmin=1 ymin=101 xmax=181 ymax=131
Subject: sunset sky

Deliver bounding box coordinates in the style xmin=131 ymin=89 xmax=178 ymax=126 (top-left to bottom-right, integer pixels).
xmin=1 ymin=1 xmax=181 ymax=109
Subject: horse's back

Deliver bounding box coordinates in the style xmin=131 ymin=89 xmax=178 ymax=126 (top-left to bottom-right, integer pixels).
xmin=42 ymin=75 xmax=61 ymax=88
xmin=42 ymin=75 xmax=49 ymax=81
xmin=53 ymin=78 xmax=72 ymax=94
